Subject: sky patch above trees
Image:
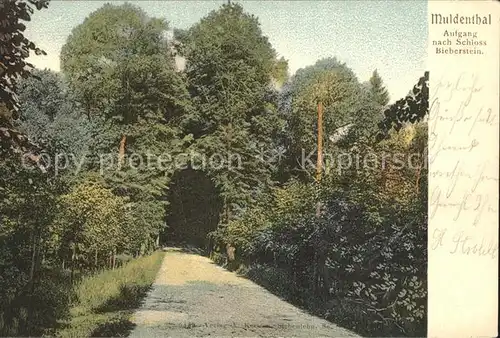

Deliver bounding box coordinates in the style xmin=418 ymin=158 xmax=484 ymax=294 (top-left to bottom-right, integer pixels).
xmin=23 ymin=0 xmax=427 ymax=102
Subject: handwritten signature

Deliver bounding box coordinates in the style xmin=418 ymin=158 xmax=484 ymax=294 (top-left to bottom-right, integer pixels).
xmin=430 ymin=228 xmax=498 ymax=260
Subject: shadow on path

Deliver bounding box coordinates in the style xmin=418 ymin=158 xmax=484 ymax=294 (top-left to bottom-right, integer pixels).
xmin=95 ymin=284 xmax=152 ymax=313
xmin=90 ymin=318 xmax=136 ymax=337
xmin=128 ymin=250 xmax=361 ymax=338
xmin=89 ymin=284 xmax=153 ymax=337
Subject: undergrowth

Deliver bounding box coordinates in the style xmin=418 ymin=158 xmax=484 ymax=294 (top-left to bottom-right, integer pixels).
xmin=48 ymin=251 xmax=164 ymax=338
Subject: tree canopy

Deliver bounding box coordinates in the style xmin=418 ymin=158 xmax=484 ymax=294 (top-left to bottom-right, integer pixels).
xmin=181 ymin=3 xmax=287 ymax=221
xmin=1 ymin=2 xmax=429 ymax=336
xmin=0 ymin=0 xmax=50 ymax=160
xmin=368 ymin=69 xmax=390 ymax=106
xmin=377 ymin=71 xmax=429 ymax=141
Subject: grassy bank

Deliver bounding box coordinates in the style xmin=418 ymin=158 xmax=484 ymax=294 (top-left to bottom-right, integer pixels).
xmin=49 ymin=251 xmax=164 ymax=337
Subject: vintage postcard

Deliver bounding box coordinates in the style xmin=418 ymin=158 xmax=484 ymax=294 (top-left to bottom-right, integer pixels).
xmin=0 ymin=0 xmax=497 ymax=337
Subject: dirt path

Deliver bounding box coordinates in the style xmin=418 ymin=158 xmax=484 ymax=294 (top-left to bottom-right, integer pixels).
xmin=128 ymin=248 xmax=360 ymax=338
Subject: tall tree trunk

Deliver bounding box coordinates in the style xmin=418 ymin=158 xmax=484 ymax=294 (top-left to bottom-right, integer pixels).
xmin=85 ymin=100 xmax=92 ymax=121
xmin=225 ymin=203 xmax=231 ymax=224
xmin=316 ymin=101 xmax=323 ymax=182
xmin=224 ymin=123 xmax=232 ymax=225
xmin=315 ymin=102 xmax=323 ymax=217
xmin=70 ymin=246 xmax=76 ymax=284
xmin=315 ymin=202 xmax=322 ymax=217
xmin=29 ymin=234 xmax=37 ymax=289
xmin=119 ymin=134 xmax=126 ymax=169
xmin=312 ymin=261 xmax=317 ymax=295
xmin=27 ymin=232 xmax=39 ymax=334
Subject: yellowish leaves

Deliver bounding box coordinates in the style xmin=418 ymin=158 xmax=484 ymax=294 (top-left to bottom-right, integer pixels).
xmin=58 ymin=180 xmax=128 ymax=253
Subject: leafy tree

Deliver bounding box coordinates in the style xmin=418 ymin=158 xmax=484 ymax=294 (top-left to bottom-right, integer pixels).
xmin=271 ymin=57 xmax=289 ymax=89
xmin=368 ymin=69 xmax=390 ymax=107
xmin=279 ymin=58 xmax=374 ymax=180
xmin=0 ymin=158 xmax=63 ymax=336
xmin=54 ymin=179 xmax=126 ymax=271
xmin=377 ymin=72 xmax=429 ymax=140
xmin=0 ymin=0 xmax=50 ymax=160
xmin=0 ymin=0 xmax=49 ymax=114
xmin=216 ymin=67 xmax=428 ymax=336
xmin=60 ymin=2 xmax=192 ymax=157
xmin=60 ymin=2 xmax=190 ymax=157
xmin=17 ymin=69 xmax=64 ymax=121
xmin=182 ymin=3 xmax=285 ymax=224
xmin=60 ymin=3 xmax=194 ymax=248
xmin=15 ymin=69 xmax=93 ymax=162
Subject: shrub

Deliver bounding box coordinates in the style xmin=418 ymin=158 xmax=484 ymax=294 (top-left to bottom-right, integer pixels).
xmin=215 ymin=164 xmax=426 ymax=337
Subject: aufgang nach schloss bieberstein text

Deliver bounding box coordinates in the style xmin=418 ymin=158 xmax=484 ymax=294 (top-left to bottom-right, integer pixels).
xmin=431 ymin=13 xmax=492 ymax=55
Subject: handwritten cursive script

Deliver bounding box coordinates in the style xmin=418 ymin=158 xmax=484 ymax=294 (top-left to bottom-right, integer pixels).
xmin=429 ymin=70 xmax=498 ymax=257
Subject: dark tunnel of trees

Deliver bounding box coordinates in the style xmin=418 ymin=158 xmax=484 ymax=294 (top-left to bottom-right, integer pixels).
xmin=163 ymin=168 xmax=223 ymax=248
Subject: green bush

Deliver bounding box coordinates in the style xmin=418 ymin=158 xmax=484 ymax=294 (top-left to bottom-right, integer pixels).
xmin=215 ymin=172 xmax=426 ymax=337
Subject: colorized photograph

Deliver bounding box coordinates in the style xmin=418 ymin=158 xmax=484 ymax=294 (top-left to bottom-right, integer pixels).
xmin=0 ymin=1 xmax=428 ymax=337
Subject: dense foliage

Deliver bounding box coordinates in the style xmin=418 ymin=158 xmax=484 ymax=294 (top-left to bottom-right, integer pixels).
xmin=0 ymin=0 xmax=49 ymax=114
xmin=377 ymin=71 xmax=429 ymax=140
xmin=216 ymin=119 xmax=428 ymax=336
xmin=0 ymin=2 xmax=428 ymax=337
xmin=180 ymin=4 xmax=287 ymax=225
xmin=0 ymin=0 xmax=50 ymax=162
